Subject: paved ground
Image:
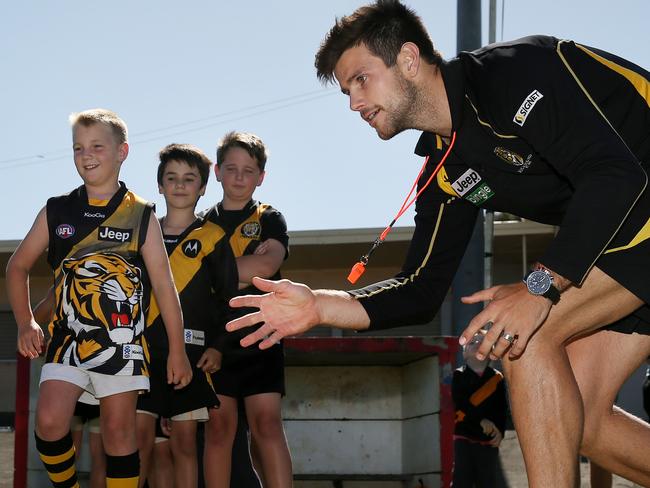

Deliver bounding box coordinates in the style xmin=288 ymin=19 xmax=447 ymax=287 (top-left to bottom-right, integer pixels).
xmin=0 ymin=429 xmax=642 ymax=487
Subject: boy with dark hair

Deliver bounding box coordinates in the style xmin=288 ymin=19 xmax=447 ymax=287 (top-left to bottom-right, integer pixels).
xmin=137 ymin=143 xmax=238 ymax=488
xmin=204 ymin=131 xmax=292 ymax=488
xmin=7 ymin=108 xmax=192 ymax=488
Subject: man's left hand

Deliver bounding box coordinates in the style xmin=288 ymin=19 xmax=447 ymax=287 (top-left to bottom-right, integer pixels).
xmin=460 ymin=282 xmax=553 ymax=360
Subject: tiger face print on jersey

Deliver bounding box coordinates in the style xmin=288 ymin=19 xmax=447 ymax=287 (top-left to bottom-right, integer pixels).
xmin=60 ymin=253 xmax=144 ymax=346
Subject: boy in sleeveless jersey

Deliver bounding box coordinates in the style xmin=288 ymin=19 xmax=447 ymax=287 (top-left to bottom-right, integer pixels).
xmin=136 ymin=144 xmax=237 ymax=488
xmin=203 ymin=131 xmax=292 ymax=488
xmin=7 ymin=109 xmax=192 ymax=488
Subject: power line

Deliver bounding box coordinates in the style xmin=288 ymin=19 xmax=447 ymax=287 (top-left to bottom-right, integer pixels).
xmin=0 ymin=88 xmax=338 ymax=170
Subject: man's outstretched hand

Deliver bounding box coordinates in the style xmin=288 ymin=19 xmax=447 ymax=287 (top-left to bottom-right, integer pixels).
xmin=226 ymin=277 xmax=321 ymax=349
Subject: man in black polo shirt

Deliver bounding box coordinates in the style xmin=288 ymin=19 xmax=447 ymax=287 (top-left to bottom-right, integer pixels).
xmin=227 ymin=1 xmax=650 ymax=486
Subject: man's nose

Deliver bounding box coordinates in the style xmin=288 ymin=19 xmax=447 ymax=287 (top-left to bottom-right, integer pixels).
xmin=349 ymin=92 xmax=364 ymax=112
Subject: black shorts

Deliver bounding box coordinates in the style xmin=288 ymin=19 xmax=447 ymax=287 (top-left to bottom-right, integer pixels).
xmin=137 ymin=353 xmax=219 ymax=418
xmin=73 ymin=401 xmax=100 ymax=423
xmin=597 ymin=181 xmax=650 ymax=336
xmin=211 ymin=344 xmax=285 ymax=398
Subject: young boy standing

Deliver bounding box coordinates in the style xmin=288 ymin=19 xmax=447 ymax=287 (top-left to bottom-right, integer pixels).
xmin=137 ymin=143 xmax=238 ymax=488
xmin=6 ymin=109 xmax=192 ymax=488
xmin=203 ymin=131 xmax=292 ymax=488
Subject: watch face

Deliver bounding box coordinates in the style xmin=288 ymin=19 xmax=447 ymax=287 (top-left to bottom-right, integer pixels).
xmin=526 ymin=270 xmax=551 ymax=295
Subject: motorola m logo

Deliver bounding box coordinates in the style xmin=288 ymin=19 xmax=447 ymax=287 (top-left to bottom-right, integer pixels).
xmin=183 ymin=239 xmax=202 ymax=258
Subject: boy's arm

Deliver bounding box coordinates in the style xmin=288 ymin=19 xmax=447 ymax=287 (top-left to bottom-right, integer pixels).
xmin=236 ymin=238 xmax=285 ymax=287
xmin=140 ymin=212 xmax=192 ymax=389
xmin=33 ymin=285 xmax=55 ymax=326
xmin=6 ymin=207 xmax=50 ymax=359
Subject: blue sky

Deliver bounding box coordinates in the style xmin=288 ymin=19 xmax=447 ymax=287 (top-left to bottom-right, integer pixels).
xmin=2 ymin=0 xmax=648 ymax=240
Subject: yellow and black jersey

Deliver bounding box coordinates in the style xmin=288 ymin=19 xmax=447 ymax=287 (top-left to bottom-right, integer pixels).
xmin=45 ymin=182 xmax=153 ymax=376
xmin=203 ymin=200 xmax=289 ymax=292
xmin=202 ymin=200 xmax=289 ymax=353
xmin=144 ymin=216 xmax=238 ymax=362
xmin=452 ymin=366 xmax=507 ymax=442
xmin=350 ymin=35 xmax=650 ymax=330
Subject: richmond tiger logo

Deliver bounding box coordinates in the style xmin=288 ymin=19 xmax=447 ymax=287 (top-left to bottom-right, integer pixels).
xmin=60 ymin=253 xmax=145 ymax=349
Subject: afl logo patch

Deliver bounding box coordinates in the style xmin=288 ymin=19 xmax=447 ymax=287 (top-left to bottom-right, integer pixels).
xmin=56 ymin=224 xmax=75 ymax=239
xmin=183 ymin=239 xmax=201 ymax=258
xmin=241 ymin=222 xmax=261 ymax=239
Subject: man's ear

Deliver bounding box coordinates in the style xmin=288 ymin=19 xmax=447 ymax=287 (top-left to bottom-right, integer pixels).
xmin=257 ymin=171 xmax=266 ymax=187
xmin=158 ymin=184 xmax=164 ymax=195
xmin=398 ymin=42 xmax=421 ymax=78
xmin=214 ymin=164 xmax=221 ymax=182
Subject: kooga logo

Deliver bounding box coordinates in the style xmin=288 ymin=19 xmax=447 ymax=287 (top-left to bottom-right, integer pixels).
xmin=513 ymin=90 xmax=543 ymax=126
xmin=98 ymin=226 xmax=132 ymax=243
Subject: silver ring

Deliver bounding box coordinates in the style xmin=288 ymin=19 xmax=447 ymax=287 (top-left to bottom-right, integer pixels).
xmin=501 ymin=332 xmax=516 ymax=343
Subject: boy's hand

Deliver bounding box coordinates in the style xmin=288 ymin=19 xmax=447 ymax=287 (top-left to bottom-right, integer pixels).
xmin=167 ymin=350 xmax=193 ymax=390
xmin=17 ymin=321 xmax=44 ymax=359
xmin=197 ymin=348 xmax=222 ymax=374
xmin=480 ymin=418 xmax=503 ymax=447
xmin=160 ymin=417 xmax=172 ymax=437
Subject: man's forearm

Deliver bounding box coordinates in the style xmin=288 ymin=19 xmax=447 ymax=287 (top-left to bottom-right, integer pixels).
xmin=314 ymin=289 xmax=370 ymax=331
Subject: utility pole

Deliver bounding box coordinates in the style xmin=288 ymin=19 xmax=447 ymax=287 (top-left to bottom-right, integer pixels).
xmin=450 ymin=0 xmax=484 ymax=338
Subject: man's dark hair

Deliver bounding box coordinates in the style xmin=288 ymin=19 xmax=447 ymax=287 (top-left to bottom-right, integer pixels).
xmin=315 ymin=0 xmax=442 ymax=84
xmin=157 ymin=143 xmax=212 ymax=187
xmin=216 ymin=131 xmax=268 ymax=171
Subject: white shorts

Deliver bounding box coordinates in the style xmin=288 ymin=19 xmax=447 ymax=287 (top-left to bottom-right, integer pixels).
xmin=172 ymin=407 xmax=209 ymax=422
xmin=136 ymin=407 xmax=209 ymax=422
xmin=40 ymin=363 xmax=149 ymax=398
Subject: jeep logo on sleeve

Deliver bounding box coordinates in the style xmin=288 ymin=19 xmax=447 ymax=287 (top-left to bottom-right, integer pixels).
xmin=452 ymin=168 xmax=482 ymax=197
xmin=98 ymin=226 xmax=132 ymax=243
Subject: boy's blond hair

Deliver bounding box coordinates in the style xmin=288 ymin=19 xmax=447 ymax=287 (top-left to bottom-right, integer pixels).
xmin=69 ymin=108 xmax=128 ymax=144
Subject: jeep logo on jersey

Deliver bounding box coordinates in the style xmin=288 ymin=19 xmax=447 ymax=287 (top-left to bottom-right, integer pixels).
xmin=56 ymin=224 xmax=75 ymax=239
xmin=513 ymin=89 xmax=543 ymax=126
xmin=182 ymin=239 xmax=201 ymax=258
xmin=452 ymin=168 xmax=482 ymax=197
xmin=98 ymin=226 xmax=132 ymax=243
xmin=241 ymin=221 xmax=261 ymax=239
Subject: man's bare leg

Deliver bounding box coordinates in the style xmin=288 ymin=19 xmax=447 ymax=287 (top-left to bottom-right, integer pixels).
xmin=567 ymin=329 xmax=650 ymax=486
xmin=501 ymin=266 xmax=644 ymax=488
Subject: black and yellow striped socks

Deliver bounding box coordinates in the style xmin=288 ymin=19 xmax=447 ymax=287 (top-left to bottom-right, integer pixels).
xmin=106 ymin=451 xmax=140 ymax=487
xmin=34 ymin=431 xmax=79 ymax=488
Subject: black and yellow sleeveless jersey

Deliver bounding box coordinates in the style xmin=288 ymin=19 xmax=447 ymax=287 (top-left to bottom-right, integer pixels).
xmin=45 ymin=182 xmax=154 ymax=376
xmin=350 ymin=35 xmax=650 ymax=330
xmin=144 ymin=216 xmax=238 ymax=363
xmin=203 ymin=200 xmax=289 ymax=352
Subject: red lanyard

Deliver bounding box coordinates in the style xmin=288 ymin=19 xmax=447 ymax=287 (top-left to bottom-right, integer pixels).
xmin=348 ymin=131 xmax=457 ymax=284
